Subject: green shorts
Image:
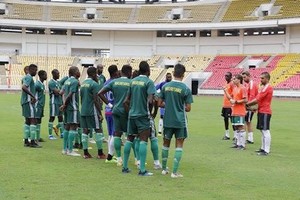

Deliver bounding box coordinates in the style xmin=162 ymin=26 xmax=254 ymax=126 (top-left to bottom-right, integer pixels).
xmin=231 ymin=116 xmax=245 ymax=126
xmin=64 ymin=110 xmax=80 ymax=124
xmin=49 ymin=103 xmax=63 ymax=117
xmin=113 ymin=114 xmax=128 ymax=133
xmin=35 ymin=106 xmax=44 ymax=119
xmin=80 ymin=115 xmax=102 ymax=130
xmin=127 ymin=116 xmax=150 ymax=136
xmin=22 ymin=103 xmax=35 ymax=118
xmin=163 ymin=127 xmax=187 ymax=140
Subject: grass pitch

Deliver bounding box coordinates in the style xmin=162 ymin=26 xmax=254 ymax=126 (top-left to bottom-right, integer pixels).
xmin=0 ymin=92 xmax=299 ymax=200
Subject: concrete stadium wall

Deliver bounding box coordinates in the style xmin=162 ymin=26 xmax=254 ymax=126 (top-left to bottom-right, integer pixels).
xmin=1 ymin=24 xmax=300 ymax=56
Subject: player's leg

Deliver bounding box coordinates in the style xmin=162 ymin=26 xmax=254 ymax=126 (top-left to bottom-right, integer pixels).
xmin=112 ymin=115 xmax=124 ymax=165
xmin=66 ymin=110 xmax=80 ymax=156
xmin=161 ymin=127 xmax=172 ymax=175
xmin=80 ymin=116 xmax=91 ymax=158
xmin=122 ymin=118 xmax=136 ymax=173
xmin=136 ymin=116 xmax=152 ymax=176
xmin=149 ymin=117 xmax=161 ymax=169
xmin=221 ymin=108 xmax=230 ymax=140
xmin=170 ymin=128 xmax=187 ymax=178
xmin=22 ymin=104 xmax=31 ymax=147
xmin=257 ymin=114 xmax=271 ymax=155
xmin=92 ymin=114 xmax=106 ymax=159
xmin=246 ymin=111 xmax=254 ymax=144
xmin=48 ymin=103 xmax=57 ymax=139
xmin=58 ymin=114 xmax=64 ymax=138
xmin=106 ymin=114 xmax=116 ymax=162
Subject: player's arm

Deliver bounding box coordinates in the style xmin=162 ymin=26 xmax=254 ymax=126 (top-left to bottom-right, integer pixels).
xmin=223 ymin=87 xmax=232 ymax=101
xmin=22 ymin=83 xmax=36 ymax=103
xmin=150 ymin=96 xmax=158 ymax=119
xmin=94 ymin=94 xmax=103 ymax=122
xmin=60 ymin=91 xmax=73 ymax=111
xmin=98 ymin=87 xmax=112 ymax=108
xmin=123 ymin=94 xmax=131 ymax=113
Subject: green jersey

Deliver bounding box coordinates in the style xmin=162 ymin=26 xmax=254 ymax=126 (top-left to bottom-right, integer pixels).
xmin=59 ymin=76 xmax=69 ymax=93
xmin=35 ymin=80 xmax=45 ymax=108
xmin=128 ymin=75 xmax=155 ymax=118
xmin=80 ymin=78 xmax=101 ymax=116
xmin=48 ymin=79 xmax=63 ymax=105
xmin=160 ymin=80 xmax=193 ymax=128
xmin=103 ymin=77 xmax=131 ymax=116
xmin=63 ymin=76 xmax=80 ymax=111
xmin=98 ymin=74 xmax=106 ymax=89
xmin=21 ymin=74 xmax=35 ymax=105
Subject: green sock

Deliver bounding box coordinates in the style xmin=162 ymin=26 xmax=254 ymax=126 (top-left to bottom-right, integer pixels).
xmin=162 ymin=146 xmax=169 ymax=170
xmin=63 ymin=130 xmax=69 ymax=151
xmin=173 ymin=148 xmax=183 ymax=174
xmin=29 ymin=125 xmax=36 ymax=141
xmin=114 ymin=137 xmax=122 ymax=157
xmin=89 ymin=129 xmax=94 ymax=138
xmin=77 ymin=128 xmax=83 ymax=143
xmin=23 ymin=124 xmax=30 ymax=139
xmin=58 ymin=122 xmax=64 ymax=134
xmin=151 ymin=138 xmax=159 ymax=161
xmin=82 ymin=134 xmax=88 ymax=150
xmin=68 ymin=130 xmax=76 ymax=152
xmin=95 ymin=133 xmax=104 ymax=150
xmin=132 ymin=137 xmax=137 ymax=159
xmin=123 ymin=141 xmax=132 ymax=169
xmin=134 ymin=138 xmax=140 ymax=161
xmin=36 ymin=124 xmax=41 ymax=140
xmin=48 ymin=122 xmax=53 ymax=136
xmin=139 ymin=141 xmax=148 ymax=173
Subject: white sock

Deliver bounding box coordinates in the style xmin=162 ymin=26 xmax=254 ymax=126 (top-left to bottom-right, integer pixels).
xmin=108 ymin=135 xmax=114 ymax=155
xmin=262 ymin=130 xmax=271 ymax=153
xmin=225 ymin=129 xmax=230 ymax=138
xmin=233 ymin=130 xmax=238 ymax=139
xmin=240 ymin=130 xmax=246 ymax=147
xmin=248 ymin=132 xmax=253 ymax=142
xmin=154 ymin=160 xmax=160 ymax=165
xmin=158 ymin=118 xmax=163 ymax=133
xmin=236 ymin=131 xmax=241 ymax=146
xmin=117 ymin=157 xmax=122 ymax=162
xmin=260 ymin=131 xmax=265 ymax=150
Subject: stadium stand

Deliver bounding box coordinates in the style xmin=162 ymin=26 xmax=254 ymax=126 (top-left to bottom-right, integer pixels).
xmin=184 ymin=55 xmax=214 ymax=72
xmin=222 ymin=0 xmax=270 ymax=22
xmin=269 ymin=54 xmax=300 ymax=88
xmin=201 ymin=55 xmax=246 ymax=89
xmin=264 ymin=0 xmax=300 ymax=19
xmin=50 ymin=6 xmax=86 ymax=22
xmin=4 ymin=3 xmax=43 ymax=20
xmin=93 ymin=7 xmax=132 ymax=23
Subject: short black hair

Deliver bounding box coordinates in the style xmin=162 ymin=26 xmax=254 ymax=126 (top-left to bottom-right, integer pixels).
xmin=139 ymin=61 xmax=150 ymax=75
xmin=51 ymin=69 xmax=59 ymax=76
xmin=29 ymin=64 xmax=37 ymax=70
xmin=173 ymin=64 xmax=186 ymax=78
xmin=87 ymin=66 xmax=97 ymax=77
xmin=225 ymin=72 xmax=232 ymax=77
xmin=108 ymin=65 xmax=118 ymax=77
xmin=69 ymin=66 xmax=78 ymax=76
xmin=241 ymin=71 xmax=250 ymax=77
xmin=121 ymin=65 xmax=132 ymax=77
xmin=38 ymin=70 xmax=47 ymax=78
xmin=261 ymin=72 xmax=271 ymax=80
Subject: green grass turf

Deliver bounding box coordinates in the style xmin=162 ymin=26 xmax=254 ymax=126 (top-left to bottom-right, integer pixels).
xmin=0 ymin=92 xmax=299 ymax=200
